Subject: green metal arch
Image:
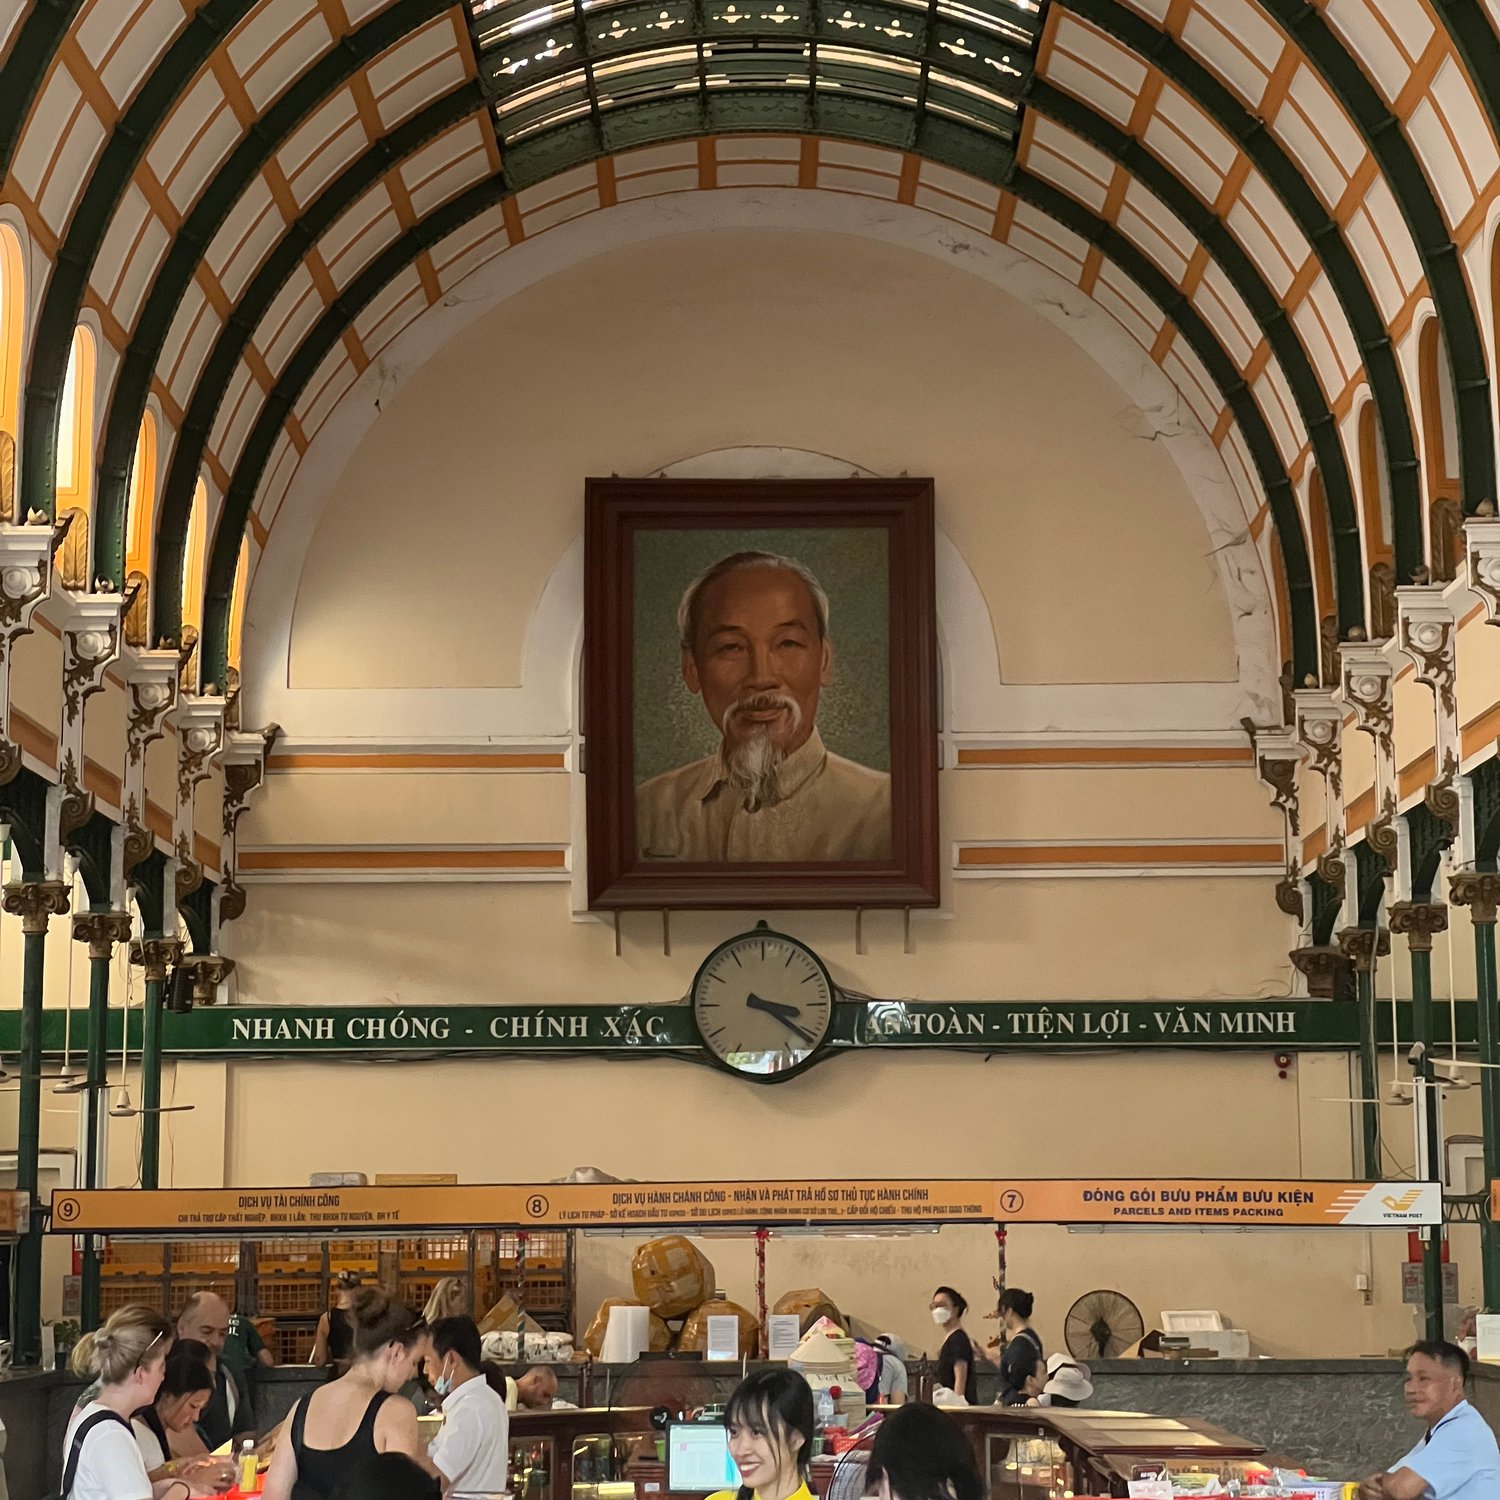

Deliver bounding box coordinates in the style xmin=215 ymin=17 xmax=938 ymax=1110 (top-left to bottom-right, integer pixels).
xmin=1431 ymin=0 xmax=1500 ymax=154
xmin=0 ymin=1 xmax=87 ymax=180
xmin=149 ymin=84 xmax=489 ymax=636
xmin=94 ymin=0 xmax=454 ymax=591
xmin=1032 ymin=80 xmax=1361 ymax=638
xmin=18 ymin=0 xmax=250 ymax=526
xmin=1060 ymin=0 xmax=1425 ymax=589
xmin=1256 ymin=0 xmax=1494 ymax=516
xmin=195 ymin=149 xmax=1319 ymax=686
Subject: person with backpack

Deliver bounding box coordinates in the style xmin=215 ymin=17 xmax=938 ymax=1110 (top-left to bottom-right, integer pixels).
xmin=57 ymin=1303 xmax=200 ymax=1500
xmin=854 ymin=1333 xmax=908 ymax=1406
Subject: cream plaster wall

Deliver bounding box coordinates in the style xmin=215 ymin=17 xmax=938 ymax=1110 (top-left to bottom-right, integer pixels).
xmin=287 ymin=231 xmax=1238 ymax=692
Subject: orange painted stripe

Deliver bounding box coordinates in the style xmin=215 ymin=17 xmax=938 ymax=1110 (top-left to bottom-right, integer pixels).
xmin=1345 ymin=787 xmax=1376 ymax=833
xmin=238 ymin=848 xmax=566 ymax=872
xmin=145 ymin=801 xmax=172 ymax=840
xmin=194 ymin=833 xmax=221 ymax=873
xmin=267 ymin=752 xmax=565 ymax=771
xmin=1462 ymin=700 xmax=1500 ymax=760
xmin=1303 ymin=825 xmax=1328 ymax=865
xmin=956 ymin=746 xmax=1252 ymax=767
xmin=83 ymin=759 xmax=123 ymax=807
xmin=1399 ymin=750 xmax=1436 ymax=799
xmin=10 ymin=708 xmax=58 ymax=765
xmin=957 ymin=842 xmax=1281 ymax=868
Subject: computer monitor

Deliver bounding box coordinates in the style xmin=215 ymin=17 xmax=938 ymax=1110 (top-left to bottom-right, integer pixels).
xmin=666 ymin=1422 xmax=740 ymax=1494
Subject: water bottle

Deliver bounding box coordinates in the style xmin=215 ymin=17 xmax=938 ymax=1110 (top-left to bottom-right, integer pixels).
xmin=815 ymin=1387 xmax=835 ymax=1430
xmin=238 ymin=1439 xmax=257 ymax=1492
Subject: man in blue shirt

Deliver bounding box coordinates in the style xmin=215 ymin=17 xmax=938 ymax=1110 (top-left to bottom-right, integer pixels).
xmin=1360 ymin=1341 xmax=1500 ymax=1499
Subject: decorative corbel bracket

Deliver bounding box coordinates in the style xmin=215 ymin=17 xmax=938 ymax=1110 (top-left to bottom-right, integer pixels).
xmin=1288 ymin=943 xmax=1351 ymax=1000
xmin=1339 ymin=642 xmax=1398 ymax=869
xmin=0 ymin=523 xmax=55 ymax=779
xmin=218 ymin=722 xmax=280 ymax=926
xmin=53 ymin=593 xmax=125 ymax=856
xmin=171 ymin=693 xmax=226 ymax=907
xmin=1247 ymin=724 xmax=1304 ymax=926
xmin=1294 ymin=688 xmax=1346 ymax=891
xmin=1464 ymin=516 xmax=1500 ymax=625
xmin=121 ymin=650 xmax=180 ymax=886
xmin=1396 ymin=585 xmax=1459 ymax=837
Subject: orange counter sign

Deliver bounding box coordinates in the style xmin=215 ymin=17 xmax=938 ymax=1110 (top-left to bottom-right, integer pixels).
xmin=48 ymin=1177 xmax=1439 ymax=1234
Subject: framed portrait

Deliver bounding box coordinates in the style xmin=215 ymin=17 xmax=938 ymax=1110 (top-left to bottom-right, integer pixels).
xmin=583 ymin=477 xmax=939 ymax=910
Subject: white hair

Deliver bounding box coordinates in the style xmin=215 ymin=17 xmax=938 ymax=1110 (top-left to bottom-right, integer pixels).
xmin=676 ymin=550 xmax=831 ymax=647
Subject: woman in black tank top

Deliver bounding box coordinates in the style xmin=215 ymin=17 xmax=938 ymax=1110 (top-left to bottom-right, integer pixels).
xmin=288 ymin=1389 xmax=391 ymax=1499
xmin=262 ymin=1290 xmax=435 ymax=1500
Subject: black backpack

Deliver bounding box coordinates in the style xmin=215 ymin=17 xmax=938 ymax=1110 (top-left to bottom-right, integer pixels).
xmin=46 ymin=1409 xmax=133 ymax=1500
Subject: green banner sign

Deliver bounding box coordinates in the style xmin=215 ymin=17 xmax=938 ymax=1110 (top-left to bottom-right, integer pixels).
xmin=0 ymin=999 xmax=1479 ymax=1059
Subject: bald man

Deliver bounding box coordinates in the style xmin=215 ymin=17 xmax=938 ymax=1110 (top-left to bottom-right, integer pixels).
xmin=178 ymin=1291 xmax=257 ymax=1449
xmin=635 ymin=550 xmax=890 ymax=864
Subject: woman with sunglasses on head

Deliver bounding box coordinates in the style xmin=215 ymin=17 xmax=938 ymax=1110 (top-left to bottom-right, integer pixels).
xmin=866 ymin=1402 xmax=983 ymax=1500
xmin=63 ymin=1304 xmax=217 ymax=1500
xmin=263 ymin=1289 xmax=437 ymax=1500
xmin=709 ymin=1368 xmax=817 ymax=1500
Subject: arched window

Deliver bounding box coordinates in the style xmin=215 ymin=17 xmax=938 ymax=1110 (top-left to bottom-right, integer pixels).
xmin=55 ymin=324 xmax=95 ymax=501
xmin=227 ymin=536 xmax=250 ymax=673
xmin=1307 ymin=467 xmax=1336 ymax=633
xmin=0 ymin=225 xmax=23 ymax=522
xmin=181 ymin=477 xmax=207 ymax=636
xmin=1357 ymin=401 xmax=1393 ymax=564
xmin=125 ymin=411 xmax=157 ymax=580
xmin=1418 ymin=318 xmax=1460 ymax=504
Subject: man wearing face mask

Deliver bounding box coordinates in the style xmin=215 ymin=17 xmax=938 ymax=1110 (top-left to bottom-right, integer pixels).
xmin=428 ymin=1317 xmax=510 ymax=1495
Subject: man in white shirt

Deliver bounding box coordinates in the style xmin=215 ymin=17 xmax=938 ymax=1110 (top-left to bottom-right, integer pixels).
xmin=429 ymin=1318 xmax=510 ymax=1495
xmin=1360 ymin=1341 xmax=1500 ymax=1499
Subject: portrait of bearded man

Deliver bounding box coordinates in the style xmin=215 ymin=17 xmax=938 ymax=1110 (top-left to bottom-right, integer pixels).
xmin=634 ymin=550 xmax=892 ymax=863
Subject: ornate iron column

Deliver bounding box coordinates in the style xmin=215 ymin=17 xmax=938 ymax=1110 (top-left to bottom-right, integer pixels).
xmin=1390 ymin=899 xmax=1449 ymax=1340
xmin=72 ymin=909 xmax=132 ymax=1328
xmin=1338 ymin=926 xmax=1390 ymax=1179
xmin=1450 ymin=870 xmax=1500 ymax=1307
xmin=129 ymin=936 xmax=183 ymax=1190
xmin=1 ymin=880 xmax=69 ymax=1364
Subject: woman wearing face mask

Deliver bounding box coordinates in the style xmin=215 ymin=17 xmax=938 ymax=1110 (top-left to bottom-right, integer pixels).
xmin=709 ymin=1368 xmax=816 ymax=1500
xmin=426 ymin=1316 xmax=510 ymax=1495
xmin=866 ymin=1402 xmax=983 ymax=1500
xmin=929 ymin=1287 xmax=978 ymax=1405
xmin=262 ymin=1290 xmax=436 ymax=1500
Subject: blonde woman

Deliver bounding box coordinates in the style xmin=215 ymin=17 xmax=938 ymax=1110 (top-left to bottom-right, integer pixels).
xmin=63 ymin=1305 xmax=218 ymax=1500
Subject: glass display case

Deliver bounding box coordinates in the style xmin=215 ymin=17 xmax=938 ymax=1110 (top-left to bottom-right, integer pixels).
xmin=943 ymin=1409 xmax=1269 ymax=1500
xmin=511 ymin=1407 xmax=659 ymax=1500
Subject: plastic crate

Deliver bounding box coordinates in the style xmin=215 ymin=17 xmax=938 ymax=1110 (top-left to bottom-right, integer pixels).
xmin=103 ymin=1240 xmax=166 ymax=1271
xmin=494 ymin=1231 xmax=567 ymax=1270
xmin=168 ymin=1241 xmax=239 ymax=1274
xmin=257 ymin=1278 xmax=325 ymax=1315
xmin=100 ymin=1282 xmax=163 ymax=1317
xmin=272 ymin=1324 xmax=317 ymax=1366
xmin=517 ymin=1274 xmax=568 ymax=1312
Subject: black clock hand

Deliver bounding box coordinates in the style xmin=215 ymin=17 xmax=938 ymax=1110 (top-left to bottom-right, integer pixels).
xmin=745 ymin=992 xmax=817 ymax=1046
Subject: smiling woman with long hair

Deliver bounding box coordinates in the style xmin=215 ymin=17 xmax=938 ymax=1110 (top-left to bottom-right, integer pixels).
xmin=709 ymin=1369 xmax=817 ymax=1500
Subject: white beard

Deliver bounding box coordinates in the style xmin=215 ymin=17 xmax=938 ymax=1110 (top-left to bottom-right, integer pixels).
xmin=723 ymin=693 xmax=803 ymax=811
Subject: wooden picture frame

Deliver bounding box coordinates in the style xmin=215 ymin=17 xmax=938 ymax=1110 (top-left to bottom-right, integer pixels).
xmin=583 ymin=477 xmax=939 ymax=909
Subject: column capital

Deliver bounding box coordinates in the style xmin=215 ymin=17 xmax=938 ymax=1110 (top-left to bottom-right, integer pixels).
xmin=1389 ymin=900 xmax=1450 ymax=952
xmin=1289 ymin=943 xmax=1351 ymax=999
xmin=1449 ymin=871 xmax=1500 ymax=925
xmin=1 ymin=881 xmax=70 ymax=936
xmin=1337 ymin=926 xmax=1391 ymax=972
xmin=176 ymin=953 xmax=235 ymax=1008
xmin=71 ymin=910 xmax=133 ymax=961
xmin=129 ymin=936 xmax=184 ymax=984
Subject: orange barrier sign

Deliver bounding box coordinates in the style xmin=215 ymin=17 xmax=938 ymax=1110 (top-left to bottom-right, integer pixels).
xmin=49 ymin=1177 xmax=1440 ymax=1234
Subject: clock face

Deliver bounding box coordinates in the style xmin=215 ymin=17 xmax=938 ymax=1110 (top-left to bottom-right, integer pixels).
xmin=692 ymin=928 xmax=836 ymax=1080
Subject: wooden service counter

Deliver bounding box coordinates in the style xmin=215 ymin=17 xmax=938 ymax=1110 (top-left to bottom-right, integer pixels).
xmin=624 ymin=1409 xmax=1268 ymax=1500
xmin=510 ymin=1406 xmax=659 ymax=1500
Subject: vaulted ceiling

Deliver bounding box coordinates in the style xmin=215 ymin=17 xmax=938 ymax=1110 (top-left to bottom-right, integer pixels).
xmin=2 ymin=0 xmax=1498 ymax=689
